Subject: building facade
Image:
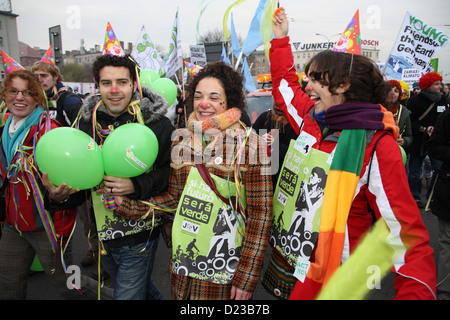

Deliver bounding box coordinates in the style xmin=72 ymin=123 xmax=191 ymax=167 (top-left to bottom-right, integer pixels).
xmin=248 ymin=40 xmax=380 ymax=76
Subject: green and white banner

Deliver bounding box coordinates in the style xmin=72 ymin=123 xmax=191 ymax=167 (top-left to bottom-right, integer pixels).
xmin=270 ymin=132 xmax=333 ymax=268
xmin=171 ymin=167 xmax=246 ymax=284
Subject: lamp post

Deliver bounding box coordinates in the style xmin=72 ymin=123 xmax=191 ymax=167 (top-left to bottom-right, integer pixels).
xmin=315 ymin=33 xmax=341 ymax=50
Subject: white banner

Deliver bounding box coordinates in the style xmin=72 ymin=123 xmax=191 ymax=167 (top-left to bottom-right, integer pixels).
xmin=384 ymin=12 xmax=448 ymax=80
xmin=64 ymin=82 xmax=95 ymax=95
xmin=164 ymin=10 xmax=183 ymax=78
xmin=131 ymin=26 xmax=165 ymax=76
xmin=189 ymin=45 xmax=207 ymax=67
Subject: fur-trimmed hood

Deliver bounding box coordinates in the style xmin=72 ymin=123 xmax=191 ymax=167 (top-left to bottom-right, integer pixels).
xmin=81 ymin=85 xmax=168 ymax=124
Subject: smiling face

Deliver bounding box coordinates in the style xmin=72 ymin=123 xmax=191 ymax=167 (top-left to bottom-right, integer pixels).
xmin=306 ymin=65 xmax=347 ymax=113
xmin=5 ymin=77 xmax=39 ymax=121
xmin=193 ymin=77 xmax=228 ymax=121
xmin=98 ymin=66 xmax=137 ymax=117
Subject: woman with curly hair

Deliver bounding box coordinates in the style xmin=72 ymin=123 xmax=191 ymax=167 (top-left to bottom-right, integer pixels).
xmin=115 ymin=62 xmax=273 ymax=300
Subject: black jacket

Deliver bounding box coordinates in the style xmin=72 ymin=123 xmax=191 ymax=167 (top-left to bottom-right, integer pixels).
xmin=47 ymin=82 xmax=83 ymax=127
xmin=407 ymin=91 xmax=450 ymax=156
xmin=46 ymin=86 xmax=174 ymax=244
xmin=428 ymin=107 xmax=450 ymax=221
xmin=77 ymin=85 xmax=174 ymax=200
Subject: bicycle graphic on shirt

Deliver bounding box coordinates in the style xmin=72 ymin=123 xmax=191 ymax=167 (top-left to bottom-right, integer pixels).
xmin=172 ymin=205 xmax=242 ymax=284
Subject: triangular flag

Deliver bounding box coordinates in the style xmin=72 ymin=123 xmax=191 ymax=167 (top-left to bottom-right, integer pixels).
xmin=220 ymin=46 xmax=232 ymax=67
xmin=333 ymin=10 xmax=361 ymax=55
xmin=242 ymin=58 xmax=256 ymax=92
xmin=131 ymin=26 xmax=165 ymax=76
xmin=164 ymin=9 xmax=183 ymax=78
xmin=230 ymin=13 xmax=241 ymax=59
xmin=103 ymin=22 xmax=125 ymax=56
xmin=41 ymin=46 xmax=55 ymax=65
xmin=184 ymin=61 xmax=203 ymax=77
xmin=1 ymin=50 xmax=24 ymax=75
xmin=241 ymin=0 xmax=268 ymax=57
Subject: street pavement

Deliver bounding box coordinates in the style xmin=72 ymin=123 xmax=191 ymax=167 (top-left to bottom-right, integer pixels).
xmin=27 ymin=197 xmax=439 ymax=300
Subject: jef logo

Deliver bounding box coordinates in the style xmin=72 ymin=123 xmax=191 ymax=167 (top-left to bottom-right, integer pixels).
xmin=181 ymin=220 xmax=200 ymax=235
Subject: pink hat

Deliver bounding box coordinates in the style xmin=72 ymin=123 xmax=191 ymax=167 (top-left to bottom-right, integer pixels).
xmin=1 ymin=50 xmax=24 ymax=75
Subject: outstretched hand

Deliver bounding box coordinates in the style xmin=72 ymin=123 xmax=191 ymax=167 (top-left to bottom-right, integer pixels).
xmin=42 ymin=172 xmax=80 ymax=203
xmin=273 ymin=7 xmax=289 ymax=39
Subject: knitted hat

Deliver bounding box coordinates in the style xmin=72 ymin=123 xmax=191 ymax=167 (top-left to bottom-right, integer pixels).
xmin=418 ymin=72 xmax=442 ymax=90
xmin=388 ymin=79 xmax=402 ymax=103
xmin=103 ymin=22 xmax=125 ymax=57
xmin=1 ymin=50 xmax=24 ymax=75
xmin=41 ymin=46 xmax=55 ymax=65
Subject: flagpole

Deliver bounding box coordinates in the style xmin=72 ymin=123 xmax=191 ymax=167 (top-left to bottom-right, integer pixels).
xmin=180 ymin=59 xmax=186 ymax=128
xmin=383 ymin=11 xmax=409 ymax=75
xmin=234 ymin=51 xmax=243 ymax=71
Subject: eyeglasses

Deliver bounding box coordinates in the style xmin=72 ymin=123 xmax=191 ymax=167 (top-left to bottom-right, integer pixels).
xmin=6 ymin=89 xmax=33 ymax=97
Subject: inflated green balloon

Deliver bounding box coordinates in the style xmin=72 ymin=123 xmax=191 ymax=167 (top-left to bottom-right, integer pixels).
xmin=101 ymin=123 xmax=159 ymax=178
xmin=151 ymin=78 xmax=177 ymax=107
xmin=400 ymin=145 xmax=407 ymax=165
xmin=36 ymin=127 xmax=104 ymax=189
xmin=140 ymin=69 xmax=160 ymax=87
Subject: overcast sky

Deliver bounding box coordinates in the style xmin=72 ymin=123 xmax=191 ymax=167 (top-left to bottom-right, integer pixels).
xmin=12 ymin=0 xmax=450 ymax=81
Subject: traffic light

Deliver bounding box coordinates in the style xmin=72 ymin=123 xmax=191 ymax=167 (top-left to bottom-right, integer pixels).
xmin=49 ymin=25 xmax=63 ymax=68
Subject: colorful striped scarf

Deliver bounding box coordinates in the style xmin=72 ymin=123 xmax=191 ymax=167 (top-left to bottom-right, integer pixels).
xmin=289 ymin=102 xmax=398 ymax=299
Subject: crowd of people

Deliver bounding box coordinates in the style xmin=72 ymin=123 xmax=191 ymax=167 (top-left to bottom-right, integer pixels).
xmin=0 ymin=7 xmax=448 ymax=301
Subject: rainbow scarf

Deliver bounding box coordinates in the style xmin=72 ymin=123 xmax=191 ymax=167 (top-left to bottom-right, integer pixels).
xmin=289 ymin=102 xmax=398 ymax=299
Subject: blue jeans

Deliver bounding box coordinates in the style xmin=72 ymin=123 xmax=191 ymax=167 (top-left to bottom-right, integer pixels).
xmin=408 ymin=154 xmax=441 ymax=202
xmin=101 ymin=238 xmax=164 ymax=300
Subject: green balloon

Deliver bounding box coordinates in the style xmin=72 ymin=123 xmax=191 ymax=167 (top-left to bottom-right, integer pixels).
xmin=400 ymin=145 xmax=407 ymax=165
xmin=101 ymin=123 xmax=159 ymax=178
xmin=140 ymin=69 xmax=160 ymax=87
xmin=36 ymin=127 xmax=104 ymax=189
xmin=151 ymin=78 xmax=177 ymax=107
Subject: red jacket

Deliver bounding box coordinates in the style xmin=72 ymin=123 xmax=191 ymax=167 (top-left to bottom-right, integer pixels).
xmin=270 ymin=37 xmax=436 ymax=300
xmin=0 ymin=114 xmax=76 ymax=239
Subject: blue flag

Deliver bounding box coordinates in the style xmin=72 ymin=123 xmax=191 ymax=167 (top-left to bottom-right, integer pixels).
xmin=242 ymin=58 xmax=256 ymax=92
xmin=230 ymin=13 xmax=241 ymax=59
xmin=241 ymin=0 xmax=267 ymax=56
xmin=220 ymin=46 xmax=232 ymax=67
